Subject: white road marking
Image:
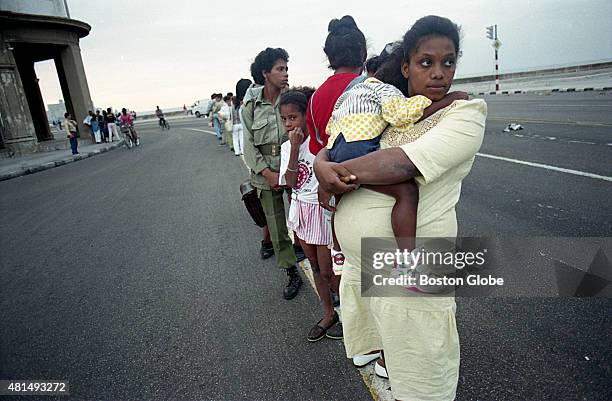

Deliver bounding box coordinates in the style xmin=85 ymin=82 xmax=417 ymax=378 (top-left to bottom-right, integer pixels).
xmin=476 ymin=153 xmax=612 ymax=182
xmin=567 ymin=140 xmax=596 ymax=145
xmin=183 ymin=128 xmax=217 ymax=136
xmin=537 ymin=104 xmax=612 ymax=107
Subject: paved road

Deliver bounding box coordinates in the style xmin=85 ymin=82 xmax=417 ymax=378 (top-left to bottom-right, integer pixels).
xmin=1 ymin=92 xmax=611 ymax=400
xmin=459 ymin=92 xmax=611 ymax=401
xmin=0 ymin=119 xmax=371 ymax=401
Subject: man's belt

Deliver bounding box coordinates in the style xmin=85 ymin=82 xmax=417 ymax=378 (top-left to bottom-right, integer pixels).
xmin=258 ymin=144 xmax=281 ymax=156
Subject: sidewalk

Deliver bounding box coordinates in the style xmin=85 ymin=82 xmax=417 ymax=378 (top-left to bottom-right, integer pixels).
xmin=0 ymin=140 xmax=124 ymax=182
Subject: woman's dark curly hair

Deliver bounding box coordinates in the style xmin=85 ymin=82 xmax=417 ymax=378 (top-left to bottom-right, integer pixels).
xmin=375 ymin=15 xmax=461 ymax=96
xmin=279 ymin=87 xmax=315 ymax=115
xmin=249 ymin=48 xmax=289 ymax=85
xmin=324 ymin=15 xmax=366 ymax=70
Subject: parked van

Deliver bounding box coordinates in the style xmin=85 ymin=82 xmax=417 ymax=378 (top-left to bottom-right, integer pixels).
xmin=191 ymin=99 xmax=212 ymax=118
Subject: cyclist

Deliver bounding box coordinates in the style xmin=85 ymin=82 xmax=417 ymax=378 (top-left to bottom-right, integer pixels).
xmin=120 ymin=108 xmax=139 ymax=146
xmin=155 ymin=106 xmax=168 ymax=129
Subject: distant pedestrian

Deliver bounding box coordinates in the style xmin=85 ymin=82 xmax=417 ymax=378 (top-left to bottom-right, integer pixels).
xmin=84 ymin=110 xmax=101 ymax=143
xmin=90 ymin=110 xmax=102 ymax=143
xmin=233 ymin=78 xmax=251 ymax=156
xmin=105 ymin=107 xmax=120 ymax=141
xmin=205 ymin=93 xmax=215 ymax=118
xmin=83 ymin=111 xmax=93 ymax=141
xmin=64 ymin=112 xmax=79 ymax=155
xmin=95 ymin=110 xmax=107 ymax=142
xmin=220 ymin=95 xmax=234 ymax=151
xmin=210 ymin=94 xmax=224 ymax=145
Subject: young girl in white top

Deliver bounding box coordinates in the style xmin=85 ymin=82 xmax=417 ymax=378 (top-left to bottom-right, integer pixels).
xmin=278 ymin=89 xmax=342 ymax=342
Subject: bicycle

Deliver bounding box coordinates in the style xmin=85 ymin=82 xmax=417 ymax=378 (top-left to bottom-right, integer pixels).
xmin=159 ymin=117 xmax=170 ymax=130
xmin=120 ymin=123 xmax=139 ymax=148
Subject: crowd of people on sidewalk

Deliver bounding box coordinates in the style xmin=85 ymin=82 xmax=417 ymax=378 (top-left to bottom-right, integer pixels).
xmin=63 ymin=107 xmax=139 ymax=155
xmin=208 ymin=14 xmax=486 ymax=401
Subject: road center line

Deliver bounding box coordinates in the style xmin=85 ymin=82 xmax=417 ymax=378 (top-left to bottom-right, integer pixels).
xmin=476 ymin=152 xmax=612 ymax=182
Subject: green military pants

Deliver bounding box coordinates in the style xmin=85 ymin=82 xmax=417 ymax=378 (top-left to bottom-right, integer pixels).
xmin=259 ymin=188 xmax=296 ymax=270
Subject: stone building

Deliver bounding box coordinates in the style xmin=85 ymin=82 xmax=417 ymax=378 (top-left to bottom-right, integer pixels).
xmin=0 ymin=0 xmax=93 ymax=154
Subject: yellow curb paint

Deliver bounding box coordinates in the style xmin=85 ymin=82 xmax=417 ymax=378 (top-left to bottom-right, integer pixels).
xmin=359 ymin=369 xmax=382 ymax=401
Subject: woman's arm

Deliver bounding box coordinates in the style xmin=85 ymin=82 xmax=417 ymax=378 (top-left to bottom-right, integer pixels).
xmin=314 ymin=147 xmax=419 ymax=195
xmin=341 ymin=147 xmax=420 ymax=185
xmin=284 ymin=145 xmax=301 ymax=189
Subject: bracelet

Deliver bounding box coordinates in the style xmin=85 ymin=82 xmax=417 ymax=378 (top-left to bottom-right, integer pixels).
xmin=286 ymin=167 xmax=298 ymax=173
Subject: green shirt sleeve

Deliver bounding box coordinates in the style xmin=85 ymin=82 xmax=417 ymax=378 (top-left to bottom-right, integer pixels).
xmin=241 ymin=101 xmax=269 ymax=175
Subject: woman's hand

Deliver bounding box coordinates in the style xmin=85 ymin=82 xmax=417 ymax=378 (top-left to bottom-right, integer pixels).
xmin=317 ymin=188 xmax=335 ymax=211
xmin=313 ymin=153 xmax=358 ymax=195
xmin=262 ymin=168 xmax=281 ymax=191
xmin=288 ymin=127 xmax=304 ymax=148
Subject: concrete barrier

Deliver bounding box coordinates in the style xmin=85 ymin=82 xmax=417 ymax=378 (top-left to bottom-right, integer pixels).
xmin=454 ymin=61 xmax=612 ymax=84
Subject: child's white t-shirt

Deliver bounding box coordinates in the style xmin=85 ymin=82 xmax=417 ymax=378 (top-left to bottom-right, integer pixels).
xmin=279 ymin=136 xmax=318 ymax=204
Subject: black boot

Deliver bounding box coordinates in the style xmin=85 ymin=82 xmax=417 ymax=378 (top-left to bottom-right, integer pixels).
xmin=294 ymin=244 xmax=306 ymax=262
xmin=283 ymin=266 xmax=303 ymax=300
xmin=260 ymin=241 xmax=274 ymax=260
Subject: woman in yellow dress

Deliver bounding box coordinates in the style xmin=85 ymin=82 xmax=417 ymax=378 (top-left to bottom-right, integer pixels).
xmin=315 ymin=15 xmax=487 ymax=401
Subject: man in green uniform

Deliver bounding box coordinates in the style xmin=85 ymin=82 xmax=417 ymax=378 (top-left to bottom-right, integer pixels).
xmin=242 ymin=47 xmax=303 ymax=300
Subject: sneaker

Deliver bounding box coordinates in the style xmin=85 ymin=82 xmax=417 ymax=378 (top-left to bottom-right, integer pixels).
xmin=374 ymin=359 xmax=389 ymax=379
xmin=260 ymin=241 xmax=274 ymax=260
xmin=353 ymin=352 xmax=381 ymax=367
xmin=294 ymin=244 xmax=306 ymax=262
xmin=283 ymin=266 xmax=303 ymax=300
xmin=325 ymin=321 xmax=343 ymax=340
xmin=331 ymin=249 xmax=345 ymax=275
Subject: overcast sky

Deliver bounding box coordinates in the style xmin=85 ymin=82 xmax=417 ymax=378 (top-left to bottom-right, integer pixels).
xmin=36 ymin=0 xmax=612 ymax=112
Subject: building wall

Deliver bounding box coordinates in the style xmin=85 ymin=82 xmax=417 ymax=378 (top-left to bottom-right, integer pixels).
xmin=47 ymin=100 xmax=66 ymax=123
xmin=0 ymin=0 xmax=69 ymax=18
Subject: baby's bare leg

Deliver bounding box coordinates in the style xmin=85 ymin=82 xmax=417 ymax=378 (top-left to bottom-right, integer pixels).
xmin=362 ymin=181 xmax=418 ymax=252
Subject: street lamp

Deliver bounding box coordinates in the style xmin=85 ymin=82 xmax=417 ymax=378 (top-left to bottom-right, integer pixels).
xmin=486 ymin=25 xmax=502 ymax=91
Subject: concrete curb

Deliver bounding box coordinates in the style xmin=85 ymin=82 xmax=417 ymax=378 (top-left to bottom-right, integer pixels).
xmin=0 ymin=141 xmax=124 ymax=182
xmin=472 ymin=87 xmax=612 ymax=96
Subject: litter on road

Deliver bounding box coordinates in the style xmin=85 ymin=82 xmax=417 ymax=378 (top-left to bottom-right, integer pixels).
xmin=503 ymin=123 xmax=524 ymax=132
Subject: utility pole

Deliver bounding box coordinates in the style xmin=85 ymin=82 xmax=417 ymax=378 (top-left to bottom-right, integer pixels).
xmin=486 ymin=25 xmax=502 ymax=91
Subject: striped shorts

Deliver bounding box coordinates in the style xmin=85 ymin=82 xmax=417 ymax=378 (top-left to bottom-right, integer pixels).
xmin=287 ymin=200 xmax=333 ymax=246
